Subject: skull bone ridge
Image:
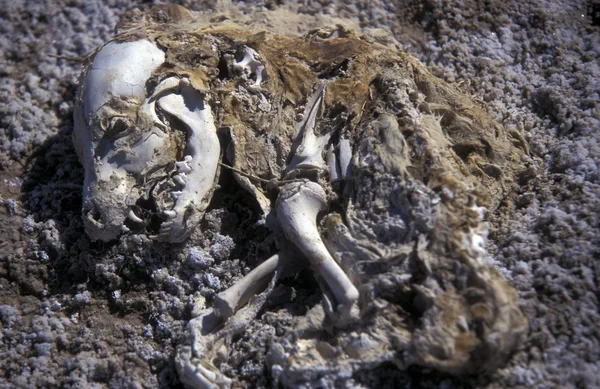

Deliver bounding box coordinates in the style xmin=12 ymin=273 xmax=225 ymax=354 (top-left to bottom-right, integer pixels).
xmin=73 ymin=4 xmax=530 ymax=388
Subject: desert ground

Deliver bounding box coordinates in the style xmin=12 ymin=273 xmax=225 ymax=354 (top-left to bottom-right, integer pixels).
xmin=0 ymin=1 xmax=598 ymax=388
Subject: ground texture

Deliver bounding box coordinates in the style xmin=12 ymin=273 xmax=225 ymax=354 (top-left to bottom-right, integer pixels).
xmin=0 ymin=0 xmax=598 ymax=388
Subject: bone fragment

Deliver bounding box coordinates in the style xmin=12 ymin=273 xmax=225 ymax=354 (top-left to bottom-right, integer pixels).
xmin=178 ymin=351 xmax=232 ymax=389
xmin=338 ymin=138 xmax=352 ymax=179
xmin=327 ymin=144 xmax=340 ymax=182
xmin=177 ymin=258 xmax=281 ymax=389
xmin=177 ymin=310 xmax=233 ymax=389
xmin=214 ymin=253 xmax=281 ymax=318
xmin=137 ymin=76 xmax=182 ymax=130
xmin=276 ymin=181 xmax=359 ymax=315
xmin=127 ymin=209 xmax=144 ymax=224
xmin=233 ymin=47 xmax=265 ymax=88
xmin=163 ymin=210 xmax=177 ymax=219
xmin=286 ymin=84 xmax=332 ymax=174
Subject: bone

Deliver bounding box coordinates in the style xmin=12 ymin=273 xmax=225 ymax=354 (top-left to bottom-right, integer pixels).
xmin=338 ymin=137 xmax=352 ymax=179
xmin=276 ymin=181 xmax=359 ymax=315
xmin=177 ymin=259 xmax=281 ymax=389
xmin=127 ymin=209 xmax=144 ymax=224
xmin=158 ymin=84 xmax=220 ymax=242
xmin=163 ymin=210 xmax=177 ymax=219
xmin=120 ymin=131 xmax=169 ymax=174
xmin=233 ymin=47 xmax=265 ymax=88
xmin=327 ymin=144 xmax=341 ymax=182
xmin=151 ymin=76 xmax=182 ymax=99
xmin=286 ymin=84 xmax=332 ymax=174
xmin=177 ymin=311 xmax=233 ymax=389
xmin=177 ymin=163 xmax=192 ymax=174
xmin=73 ymin=39 xmax=167 ymax=242
xmin=137 ymin=76 xmax=182 ymax=130
xmin=214 ymin=253 xmax=281 ymax=318
xmin=174 ymin=173 xmax=187 ymax=186
xmin=182 ymin=360 xmax=232 ymax=389
xmin=176 ymin=155 xmax=194 ymax=174
xmin=81 ymin=40 xmax=165 ymax=118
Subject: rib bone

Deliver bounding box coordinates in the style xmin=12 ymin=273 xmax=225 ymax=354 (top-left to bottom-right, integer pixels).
xmin=327 ymin=143 xmax=340 ymax=182
xmin=338 ymin=137 xmax=352 ymax=179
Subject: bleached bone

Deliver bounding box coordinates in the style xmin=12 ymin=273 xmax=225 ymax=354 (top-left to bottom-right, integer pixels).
xmin=286 ymin=84 xmax=332 ymax=175
xmin=338 ymin=137 xmax=352 ymax=179
xmin=327 ymin=137 xmax=353 ymax=183
xmin=214 ymin=252 xmax=281 ymax=318
xmin=233 ymin=47 xmax=265 ymax=88
xmin=81 ymin=40 xmax=165 ymax=118
xmin=157 ymin=82 xmax=220 ymax=243
xmin=276 ymin=181 xmax=359 ymax=317
xmin=127 ymin=209 xmax=144 ymax=224
xmin=177 ymin=310 xmax=233 ymax=389
xmin=137 ymin=76 xmax=182 ymax=131
xmin=326 ymin=144 xmax=340 ymax=182
xmin=177 ymin=261 xmax=280 ymax=389
xmin=73 ymin=39 xmax=166 ymax=242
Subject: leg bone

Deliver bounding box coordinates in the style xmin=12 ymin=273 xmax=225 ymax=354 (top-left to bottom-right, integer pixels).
xmin=214 ymin=252 xmax=281 ymax=318
xmin=177 ymin=254 xmax=283 ymax=389
xmin=276 ymin=181 xmax=359 ymax=316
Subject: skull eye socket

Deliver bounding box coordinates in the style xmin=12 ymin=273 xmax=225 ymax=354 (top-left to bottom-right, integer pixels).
xmin=107 ymin=117 xmax=133 ymax=138
xmin=217 ymin=54 xmax=230 ymax=80
xmin=83 ymin=203 xmax=102 ymax=225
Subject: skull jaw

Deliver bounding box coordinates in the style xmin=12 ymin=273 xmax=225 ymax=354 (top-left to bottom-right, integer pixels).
xmin=81 ymin=181 xmax=135 ymax=242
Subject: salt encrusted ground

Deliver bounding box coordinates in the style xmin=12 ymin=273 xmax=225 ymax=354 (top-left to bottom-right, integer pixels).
xmin=0 ymin=1 xmax=598 ymax=388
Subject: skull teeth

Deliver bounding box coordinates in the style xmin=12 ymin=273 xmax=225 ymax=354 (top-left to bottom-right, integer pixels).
xmin=163 ymin=209 xmax=177 ymax=219
xmin=174 ymin=173 xmax=187 ymax=186
xmin=176 ymin=156 xmax=193 ymax=174
xmin=171 ymin=191 xmax=183 ymax=200
xmin=159 ymin=220 xmax=174 ymax=238
xmin=127 ymin=209 xmax=144 ymax=223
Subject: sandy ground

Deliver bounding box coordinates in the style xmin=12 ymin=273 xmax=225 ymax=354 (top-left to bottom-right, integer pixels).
xmin=0 ymin=0 xmax=599 ymax=388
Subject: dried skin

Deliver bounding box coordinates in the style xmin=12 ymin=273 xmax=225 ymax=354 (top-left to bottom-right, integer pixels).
xmin=76 ymin=4 xmax=529 ymax=386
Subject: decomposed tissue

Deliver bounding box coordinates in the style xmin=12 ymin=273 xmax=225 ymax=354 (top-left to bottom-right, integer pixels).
xmin=73 ymin=5 xmax=530 ymax=388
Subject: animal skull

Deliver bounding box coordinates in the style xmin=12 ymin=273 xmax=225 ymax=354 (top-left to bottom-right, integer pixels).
xmin=73 ymin=5 xmax=530 ymax=389
xmin=73 ymin=39 xmax=221 ymax=243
